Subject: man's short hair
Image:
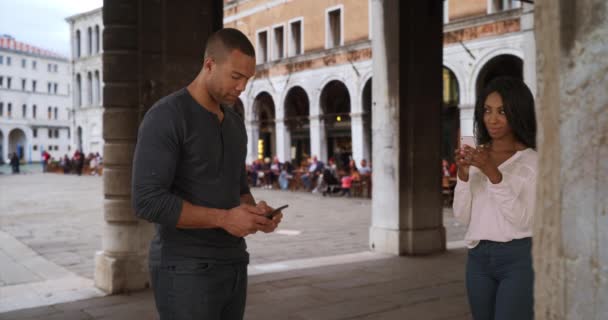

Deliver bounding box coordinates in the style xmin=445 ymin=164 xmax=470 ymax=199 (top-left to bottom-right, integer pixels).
xmin=204 ymin=28 xmax=255 ymax=62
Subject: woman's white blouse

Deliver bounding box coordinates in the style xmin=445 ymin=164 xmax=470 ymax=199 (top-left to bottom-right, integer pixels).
xmin=452 ymin=148 xmax=538 ymax=248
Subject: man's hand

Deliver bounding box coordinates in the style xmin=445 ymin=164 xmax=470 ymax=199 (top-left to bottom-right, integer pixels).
xmin=255 ymin=201 xmax=282 ymax=233
xmin=220 ymin=204 xmax=272 ymax=238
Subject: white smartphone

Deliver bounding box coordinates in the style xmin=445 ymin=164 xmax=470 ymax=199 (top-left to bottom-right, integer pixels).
xmin=460 ymin=136 xmax=476 ymax=148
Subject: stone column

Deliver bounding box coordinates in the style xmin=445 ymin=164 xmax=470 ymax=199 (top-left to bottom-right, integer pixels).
xmin=458 ymin=104 xmax=475 ymax=137
xmin=369 ymin=0 xmax=445 ymax=255
xmin=246 ymin=121 xmax=260 ymax=163
xmin=96 ymin=0 xmax=222 ymax=294
xmin=350 ymin=112 xmax=366 ymax=164
xmin=533 ymin=0 xmax=608 ymax=318
xmin=95 ymin=0 xmax=149 ymax=294
xmin=275 ymin=118 xmax=291 ymax=162
xmin=309 ymin=115 xmax=327 ymax=163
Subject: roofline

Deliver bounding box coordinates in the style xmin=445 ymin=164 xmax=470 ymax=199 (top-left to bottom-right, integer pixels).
xmin=65 ymin=7 xmax=103 ymax=23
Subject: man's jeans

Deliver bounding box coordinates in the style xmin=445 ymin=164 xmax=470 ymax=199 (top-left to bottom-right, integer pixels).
xmin=150 ymin=259 xmax=247 ymax=320
xmin=466 ymin=238 xmax=534 ymax=320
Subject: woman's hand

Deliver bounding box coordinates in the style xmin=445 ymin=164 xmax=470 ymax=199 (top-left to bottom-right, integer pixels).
xmin=454 ymin=146 xmax=473 ymax=182
xmin=470 ymin=145 xmax=502 ymax=184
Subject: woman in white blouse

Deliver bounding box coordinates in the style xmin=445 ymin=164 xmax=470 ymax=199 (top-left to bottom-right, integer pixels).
xmin=453 ymin=77 xmax=537 ymax=320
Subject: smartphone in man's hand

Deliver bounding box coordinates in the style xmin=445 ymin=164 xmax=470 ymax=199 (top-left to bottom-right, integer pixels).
xmin=265 ymin=204 xmax=288 ymax=219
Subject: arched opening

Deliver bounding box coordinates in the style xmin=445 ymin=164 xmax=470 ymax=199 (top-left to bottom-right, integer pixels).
xmin=94 ymin=71 xmax=101 ymax=104
xmin=77 ymin=126 xmax=83 ymax=152
xmin=320 ymin=80 xmax=351 ymax=169
xmin=0 ymin=130 xmax=4 ymax=164
xmin=253 ymin=92 xmax=276 ymax=160
xmin=76 ymin=74 xmax=82 ymax=107
xmin=362 ymin=78 xmax=372 ymax=163
xmin=76 ymin=30 xmax=81 ymax=58
xmin=475 ymin=54 xmax=523 ymax=96
xmin=87 ymin=72 xmax=93 ymax=105
xmin=95 ymin=25 xmax=101 ymax=53
xmin=284 ymin=86 xmax=310 ymax=165
xmin=228 ymin=98 xmax=245 ymax=120
xmin=442 ymin=67 xmax=460 ymax=163
xmin=9 ymin=128 xmax=27 ymax=160
xmin=87 ymin=27 xmax=93 ymax=56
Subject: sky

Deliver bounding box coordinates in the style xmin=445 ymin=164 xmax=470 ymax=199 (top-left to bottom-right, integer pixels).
xmin=0 ymin=0 xmax=103 ymax=58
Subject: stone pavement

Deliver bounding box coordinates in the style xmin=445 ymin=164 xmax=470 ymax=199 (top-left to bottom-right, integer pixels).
xmin=0 ymin=249 xmax=470 ymax=320
xmin=0 ymin=173 xmax=468 ymax=315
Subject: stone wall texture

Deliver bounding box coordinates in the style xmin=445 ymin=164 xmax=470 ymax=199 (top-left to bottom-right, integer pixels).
xmin=534 ymin=0 xmax=608 ymax=319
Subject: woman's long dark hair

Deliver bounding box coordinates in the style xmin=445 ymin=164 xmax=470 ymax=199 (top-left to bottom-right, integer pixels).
xmin=474 ymin=76 xmax=537 ymax=149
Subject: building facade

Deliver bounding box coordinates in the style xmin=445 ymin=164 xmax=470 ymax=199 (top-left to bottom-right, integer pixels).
xmin=224 ymin=0 xmax=535 ymax=167
xmin=0 ymin=35 xmax=72 ymax=163
xmin=66 ymin=8 xmax=104 ymax=156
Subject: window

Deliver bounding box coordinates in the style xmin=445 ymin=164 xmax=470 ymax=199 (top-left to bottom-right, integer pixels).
xmin=76 ymin=74 xmax=82 ymax=107
xmin=0 ymin=102 xmax=3 ymax=116
xmin=48 ymin=64 xmax=52 ymax=72
xmin=54 ymin=83 xmax=58 ymax=94
xmin=32 ymin=80 xmax=37 ymax=92
xmin=68 ymin=145 xmax=71 ymax=151
xmin=7 ymin=56 xmax=11 ymax=65
xmin=33 ymin=128 xmax=37 ymax=138
xmin=33 ymin=105 xmax=37 ymax=118
xmin=88 ymin=27 xmax=93 ymax=55
xmin=273 ymin=25 xmax=285 ymax=60
xmin=68 ymin=129 xmax=71 ymax=139
xmin=0 ymin=76 xmax=3 ymax=87
xmin=48 ymin=82 xmax=52 ymax=93
xmin=87 ymin=72 xmax=93 ymax=105
xmin=54 ymin=107 xmax=58 ymax=120
xmin=54 ymin=65 xmax=58 ymax=72
xmin=32 ymin=61 xmax=37 ymax=70
xmin=0 ymin=55 xmax=3 ymax=64
xmin=22 ymin=104 xmax=26 ymax=118
xmin=7 ymin=103 xmax=11 ymax=117
xmin=289 ymin=19 xmax=303 ymax=56
xmin=48 ymin=106 xmax=52 ymax=119
xmin=76 ymin=30 xmax=81 ymax=58
xmin=94 ymin=71 xmax=101 ymax=104
xmin=7 ymin=77 xmax=12 ymax=89
xmin=488 ymin=0 xmax=521 ymax=13
xmin=48 ymin=128 xmax=52 ymax=138
xmin=256 ymin=30 xmax=269 ymax=64
xmin=22 ymin=79 xmax=26 ymax=91
xmin=95 ymin=25 xmax=101 ymax=53
xmin=326 ymin=7 xmax=343 ymax=49
xmin=54 ymin=129 xmax=59 ymax=138
xmin=33 ymin=145 xmax=38 ymax=151
xmin=55 ymin=145 xmax=59 ymax=151
xmin=21 ymin=59 xmax=26 ymax=68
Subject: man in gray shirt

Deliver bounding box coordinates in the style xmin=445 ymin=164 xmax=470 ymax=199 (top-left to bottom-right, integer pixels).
xmin=132 ymin=28 xmax=282 ymax=320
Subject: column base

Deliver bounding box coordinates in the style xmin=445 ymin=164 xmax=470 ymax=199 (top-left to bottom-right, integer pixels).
xmin=369 ymin=226 xmax=446 ymax=255
xmin=94 ymin=250 xmax=150 ymax=294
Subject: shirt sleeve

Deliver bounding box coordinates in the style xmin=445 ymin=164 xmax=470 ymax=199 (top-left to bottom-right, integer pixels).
xmin=487 ymin=168 xmax=535 ymax=230
xmin=131 ymin=104 xmax=183 ymax=227
xmin=452 ymin=174 xmax=473 ymax=226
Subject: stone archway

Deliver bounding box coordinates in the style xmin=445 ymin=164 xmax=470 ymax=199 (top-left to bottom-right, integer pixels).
xmin=284 ymin=86 xmax=310 ymax=165
xmin=442 ymin=67 xmax=460 ymax=163
xmin=320 ymin=80 xmax=351 ymax=170
xmin=8 ymin=128 xmax=27 ymax=160
xmin=253 ymin=92 xmax=276 ymax=160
